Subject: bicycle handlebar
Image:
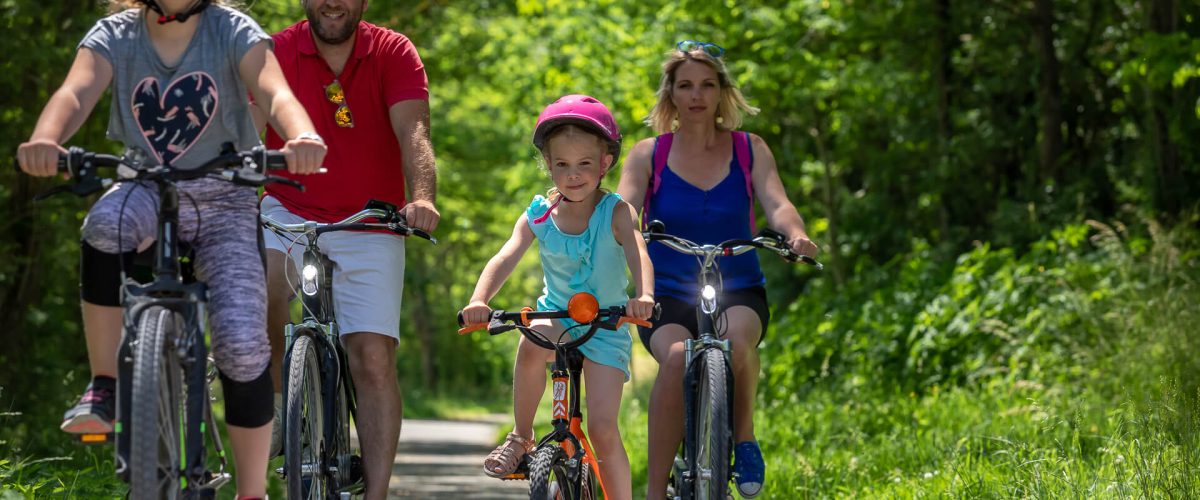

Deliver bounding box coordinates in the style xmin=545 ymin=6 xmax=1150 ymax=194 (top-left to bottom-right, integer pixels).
xmin=455 ymin=295 xmax=660 ymax=352
xmin=261 ymin=204 xmax=438 ymax=243
xmin=642 ymin=220 xmax=823 ymax=270
xmin=17 ymin=143 xmax=295 ymax=201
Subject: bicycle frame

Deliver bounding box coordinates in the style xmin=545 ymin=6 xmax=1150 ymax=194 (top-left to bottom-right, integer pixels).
xmin=265 ymin=203 xmax=433 ymax=495
xmin=537 ymin=345 xmax=608 ymax=498
xmin=31 ymin=144 xmax=288 ymax=496
xmin=112 ymin=177 xmax=229 ymax=492
xmin=459 ymin=296 xmax=653 ymax=499
xmin=643 ymin=222 xmax=819 ymax=499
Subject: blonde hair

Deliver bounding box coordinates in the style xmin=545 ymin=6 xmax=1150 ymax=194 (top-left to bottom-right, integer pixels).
xmin=107 ymin=0 xmax=239 ymax=15
xmin=645 ymin=46 xmax=760 ymax=135
xmin=540 ymin=124 xmax=611 ymax=200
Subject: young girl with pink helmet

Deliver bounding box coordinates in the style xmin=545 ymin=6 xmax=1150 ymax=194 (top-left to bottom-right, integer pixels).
xmin=460 ymin=94 xmax=655 ymax=499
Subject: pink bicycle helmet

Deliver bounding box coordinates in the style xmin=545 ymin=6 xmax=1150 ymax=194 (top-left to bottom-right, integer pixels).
xmin=532 ymin=94 xmax=622 ymax=167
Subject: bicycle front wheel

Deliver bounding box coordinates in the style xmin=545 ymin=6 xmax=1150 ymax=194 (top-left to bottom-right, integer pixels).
xmin=692 ymin=348 xmax=731 ymax=500
xmin=285 ymin=333 xmax=326 ymax=498
xmin=528 ymin=444 xmax=574 ymax=499
xmin=129 ymin=306 xmax=186 ymax=500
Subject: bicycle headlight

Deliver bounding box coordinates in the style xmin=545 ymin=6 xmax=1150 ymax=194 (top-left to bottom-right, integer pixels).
xmin=301 ymin=264 xmax=318 ymax=296
xmin=701 ymin=285 xmax=717 ymax=300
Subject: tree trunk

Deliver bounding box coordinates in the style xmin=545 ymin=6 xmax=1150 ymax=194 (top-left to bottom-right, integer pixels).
xmin=1032 ymin=0 xmax=1063 ymax=186
xmin=407 ymin=252 xmax=438 ymax=391
xmin=933 ymin=0 xmax=954 ymax=144
xmin=1146 ymin=0 xmax=1183 ymax=214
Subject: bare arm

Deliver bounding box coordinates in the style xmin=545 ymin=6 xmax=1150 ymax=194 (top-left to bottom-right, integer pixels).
xmin=239 ymin=41 xmax=325 ymax=173
xmin=612 ymin=200 xmax=655 ymax=320
xmin=749 ymin=134 xmax=819 ymax=256
xmin=461 ymin=214 xmax=536 ymax=324
xmin=17 ymin=47 xmax=112 ymax=176
xmin=390 ymin=99 xmax=439 ymax=232
xmin=615 ymin=138 xmax=656 ymax=216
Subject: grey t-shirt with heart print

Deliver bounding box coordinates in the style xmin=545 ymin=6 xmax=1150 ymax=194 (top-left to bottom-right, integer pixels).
xmin=79 ymin=6 xmax=271 ymax=170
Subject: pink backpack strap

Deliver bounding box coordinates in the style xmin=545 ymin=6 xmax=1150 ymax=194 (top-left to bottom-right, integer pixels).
xmin=642 ymin=133 xmax=674 ymax=230
xmin=732 ymin=131 xmax=757 ymax=232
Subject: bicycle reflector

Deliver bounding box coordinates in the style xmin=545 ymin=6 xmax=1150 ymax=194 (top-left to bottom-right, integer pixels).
xmin=301 ymin=264 xmax=318 ymax=296
xmin=567 ymin=292 xmax=599 ymax=324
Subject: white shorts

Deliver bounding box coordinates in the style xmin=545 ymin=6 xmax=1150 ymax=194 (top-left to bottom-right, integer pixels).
xmin=260 ymin=195 xmax=406 ymax=340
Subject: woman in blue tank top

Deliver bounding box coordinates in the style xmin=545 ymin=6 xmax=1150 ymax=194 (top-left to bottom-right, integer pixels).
xmin=617 ymin=41 xmax=819 ymax=499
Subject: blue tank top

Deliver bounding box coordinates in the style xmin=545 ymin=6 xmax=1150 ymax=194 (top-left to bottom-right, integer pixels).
xmin=526 ymin=192 xmax=630 ymax=311
xmin=647 ymin=158 xmax=765 ymax=302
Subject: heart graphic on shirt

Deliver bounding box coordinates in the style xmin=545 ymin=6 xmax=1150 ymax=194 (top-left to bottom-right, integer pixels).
xmin=131 ymin=71 xmax=219 ymax=165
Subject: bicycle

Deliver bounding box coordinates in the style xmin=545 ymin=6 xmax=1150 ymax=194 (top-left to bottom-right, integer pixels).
xmin=641 ymin=220 xmax=821 ymax=500
xmin=261 ymin=201 xmax=435 ymax=499
xmin=20 ymin=143 xmax=291 ymax=498
xmin=457 ymin=292 xmax=657 ymax=500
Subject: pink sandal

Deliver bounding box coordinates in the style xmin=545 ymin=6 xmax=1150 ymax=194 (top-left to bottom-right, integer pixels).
xmin=484 ymin=432 xmax=535 ymax=478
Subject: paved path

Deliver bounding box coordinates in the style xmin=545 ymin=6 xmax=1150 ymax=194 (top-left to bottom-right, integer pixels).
xmin=353 ymin=418 xmax=528 ymax=499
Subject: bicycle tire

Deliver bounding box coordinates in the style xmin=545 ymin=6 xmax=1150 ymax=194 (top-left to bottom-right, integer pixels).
xmin=129 ymin=306 xmax=186 ymax=500
xmin=692 ymin=348 xmax=731 ymax=500
xmin=528 ymin=445 xmax=574 ymax=499
xmin=579 ymin=459 xmax=602 ymax=500
xmin=327 ymin=344 xmax=359 ymax=490
xmin=285 ymin=333 xmax=326 ymax=499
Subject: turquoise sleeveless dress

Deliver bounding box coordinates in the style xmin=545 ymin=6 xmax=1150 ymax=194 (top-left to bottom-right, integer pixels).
xmin=527 ymin=192 xmax=633 ymax=380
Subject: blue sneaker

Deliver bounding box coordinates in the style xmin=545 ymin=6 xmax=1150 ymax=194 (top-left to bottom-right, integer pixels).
xmin=733 ymin=441 xmax=764 ymax=498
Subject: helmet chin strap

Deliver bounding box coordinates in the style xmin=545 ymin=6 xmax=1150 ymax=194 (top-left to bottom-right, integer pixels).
xmin=143 ymin=0 xmax=211 ymax=25
xmin=531 ymin=190 xmax=591 ymax=224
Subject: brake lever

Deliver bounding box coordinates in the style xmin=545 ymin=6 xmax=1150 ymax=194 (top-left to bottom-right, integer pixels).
xmin=408 ymin=227 xmax=437 ymax=244
xmin=32 ymin=185 xmax=71 ymax=202
xmin=33 ymin=176 xmax=111 ymax=201
xmin=264 ymin=175 xmax=305 ymax=191
xmin=488 ymin=322 xmax=517 ymax=335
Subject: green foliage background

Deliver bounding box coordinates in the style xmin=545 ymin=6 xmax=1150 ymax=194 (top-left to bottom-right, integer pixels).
xmin=1 ymin=0 xmax=1198 ymax=497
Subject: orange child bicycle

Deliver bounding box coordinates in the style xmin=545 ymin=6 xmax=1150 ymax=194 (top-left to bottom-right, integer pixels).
xmin=459 ymin=292 xmax=656 ymax=499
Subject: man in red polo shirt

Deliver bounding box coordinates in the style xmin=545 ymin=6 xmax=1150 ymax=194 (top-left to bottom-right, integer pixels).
xmin=253 ymin=1 xmax=438 ymax=497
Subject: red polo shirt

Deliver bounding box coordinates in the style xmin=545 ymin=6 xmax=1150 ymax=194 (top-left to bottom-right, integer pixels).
xmin=264 ymin=20 xmax=429 ymax=222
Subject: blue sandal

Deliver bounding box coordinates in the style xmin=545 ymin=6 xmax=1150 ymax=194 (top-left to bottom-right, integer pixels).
xmin=733 ymin=441 xmax=765 ymax=498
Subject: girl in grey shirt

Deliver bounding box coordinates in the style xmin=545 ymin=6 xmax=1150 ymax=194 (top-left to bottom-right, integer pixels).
xmin=15 ymin=0 xmax=326 ymax=497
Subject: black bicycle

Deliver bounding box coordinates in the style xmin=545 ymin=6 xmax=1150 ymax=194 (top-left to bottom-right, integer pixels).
xmin=457 ymin=293 xmax=657 ymax=500
xmin=21 ymin=143 xmax=291 ymax=498
xmin=642 ymin=221 xmax=821 ymax=500
xmin=261 ymin=201 xmax=435 ymax=499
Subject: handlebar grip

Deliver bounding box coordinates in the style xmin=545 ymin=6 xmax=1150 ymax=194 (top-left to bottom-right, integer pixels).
xmin=264 ymin=151 xmax=287 ymax=170
xmin=456 ymin=311 xmax=490 ymax=335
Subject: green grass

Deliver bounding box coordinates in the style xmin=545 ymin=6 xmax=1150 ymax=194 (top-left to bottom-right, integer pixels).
xmin=5 ymin=219 xmax=1198 ymax=498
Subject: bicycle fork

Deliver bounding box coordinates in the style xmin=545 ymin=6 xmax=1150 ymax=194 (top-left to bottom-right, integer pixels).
xmin=545 ymin=354 xmax=608 ymax=498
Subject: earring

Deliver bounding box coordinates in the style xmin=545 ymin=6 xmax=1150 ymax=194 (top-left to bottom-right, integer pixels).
xmin=671 ymin=115 xmax=679 ymax=130
xmin=715 ymin=115 xmax=724 ymax=125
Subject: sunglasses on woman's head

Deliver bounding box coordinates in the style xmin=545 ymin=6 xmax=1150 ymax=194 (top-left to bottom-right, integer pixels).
xmin=677 ymin=40 xmax=725 ymax=58
xmin=324 ymin=79 xmax=354 ymax=128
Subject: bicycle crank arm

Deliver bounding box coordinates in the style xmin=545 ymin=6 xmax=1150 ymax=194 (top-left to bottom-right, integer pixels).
xmin=198 ymin=471 xmax=232 ymax=491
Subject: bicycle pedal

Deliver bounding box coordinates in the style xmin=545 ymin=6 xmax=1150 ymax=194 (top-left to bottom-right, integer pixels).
xmin=76 ymin=432 xmax=112 ymax=445
xmin=199 ymin=472 xmax=232 ymax=491
xmin=500 ymin=472 xmax=528 ymax=481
